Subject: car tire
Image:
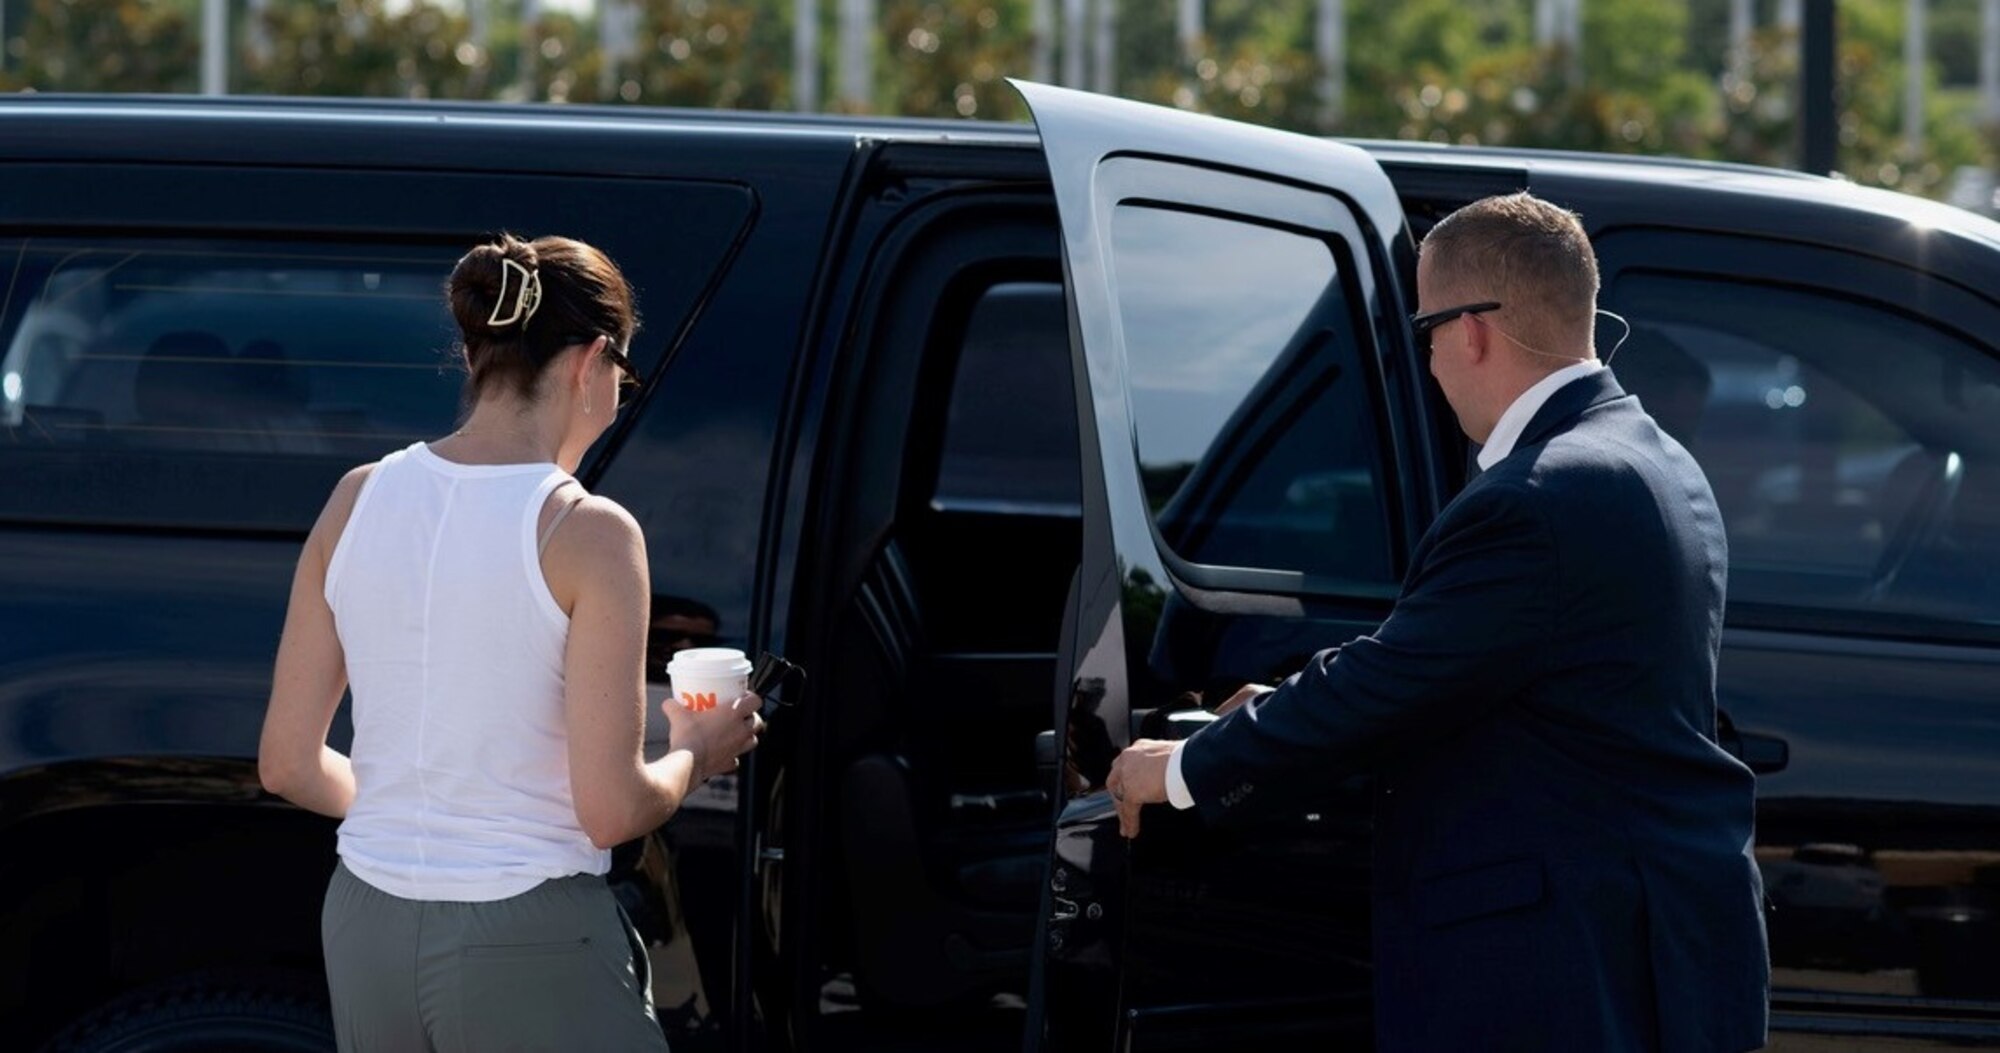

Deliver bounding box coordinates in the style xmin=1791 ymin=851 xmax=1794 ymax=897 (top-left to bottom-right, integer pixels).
xmin=41 ymin=972 xmax=334 ymax=1053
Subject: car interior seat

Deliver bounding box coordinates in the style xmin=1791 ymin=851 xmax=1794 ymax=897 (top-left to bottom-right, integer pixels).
xmin=835 ymin=537 xmax=1044 ymax=1008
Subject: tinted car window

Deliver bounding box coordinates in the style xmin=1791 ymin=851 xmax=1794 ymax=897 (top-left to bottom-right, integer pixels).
xmin=0 ymin=238 xmax=463 ymax=531
xmin=931 ymin=282 xmax=1080 ymax=512
xmin=1609 ymin=272 xmax=2000 ymax=625
xmin=1109 ymin=205 xmax=1394 ymax=587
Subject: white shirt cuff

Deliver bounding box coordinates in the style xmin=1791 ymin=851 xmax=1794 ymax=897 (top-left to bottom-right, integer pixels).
xmin=1165 ymin=738 xmax=1196 ymax=810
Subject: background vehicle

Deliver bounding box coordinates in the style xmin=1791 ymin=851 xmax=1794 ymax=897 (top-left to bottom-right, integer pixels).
xmin=1 ymin=84 xmax=1997 ymax=1051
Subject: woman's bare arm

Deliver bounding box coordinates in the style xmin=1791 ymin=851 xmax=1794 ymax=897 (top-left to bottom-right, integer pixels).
xmin=548 ymin=496 xmax=762 ymax=849
xmin=257 ymin=465 xmax=369 ymax=817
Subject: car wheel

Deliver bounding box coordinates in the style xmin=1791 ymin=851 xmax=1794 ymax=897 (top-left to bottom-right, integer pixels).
xmin=42 ymin=972 xmax=334 ymax=1053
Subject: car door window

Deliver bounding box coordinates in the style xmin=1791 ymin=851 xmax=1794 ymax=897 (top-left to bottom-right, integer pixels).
xmin=920 ymin=279 xmax=1082 ymax=654
xmin=1109 ymin=205 xmax=1395 ymax=589
xmin=0 ymin=237 xmax=462 ymax=530
xmin=932 ymin=281 xmax=1079 ymax=515
xmin=1608 ymin=272 xmax=2000 ymax=625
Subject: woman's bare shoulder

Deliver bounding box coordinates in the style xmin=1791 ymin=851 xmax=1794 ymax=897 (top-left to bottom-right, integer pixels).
xmin=308 ymin=462 xmax=382 ymax=559
xmin=541 ymin=491 xmax=646 ymax=615
xmin=554 ymin=493 xmax=644 ymax=558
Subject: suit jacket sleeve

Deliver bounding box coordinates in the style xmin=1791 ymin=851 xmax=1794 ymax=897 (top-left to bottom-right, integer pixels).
xmin=1180 ymin=480 xmax=1558 ymax=824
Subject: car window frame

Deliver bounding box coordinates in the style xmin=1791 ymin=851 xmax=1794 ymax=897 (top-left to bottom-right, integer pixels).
xmin=0 ymin=163 xmax=758 ymax=535
xmin=1093 ymin=156 xmax=1408 ymax=602
xmin=1595 ymin=227 xmax=2000 ymax=645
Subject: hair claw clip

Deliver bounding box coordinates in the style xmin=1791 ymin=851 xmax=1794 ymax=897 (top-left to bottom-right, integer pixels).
xmin=488 ymin=258 xmax=544 ymax=328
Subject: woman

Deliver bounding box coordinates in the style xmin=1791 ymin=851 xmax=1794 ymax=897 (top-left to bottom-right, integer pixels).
xmin=258 ymin=233 xmax=760 ymax=1052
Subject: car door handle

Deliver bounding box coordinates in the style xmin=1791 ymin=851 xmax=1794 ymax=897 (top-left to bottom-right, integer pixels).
xmin=1717 ymin=708 xmax=1789 ymax=775
xmin=1736 ymin=731 xmax=1790 ymax=775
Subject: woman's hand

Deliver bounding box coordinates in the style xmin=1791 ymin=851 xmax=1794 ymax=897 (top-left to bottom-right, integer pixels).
xmin=664 ymin=692 xmax=766 ymax=783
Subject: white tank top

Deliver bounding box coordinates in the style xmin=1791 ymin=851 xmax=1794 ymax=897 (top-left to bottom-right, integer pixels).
xmin=324 ymin=441 xmax=608 ymax=902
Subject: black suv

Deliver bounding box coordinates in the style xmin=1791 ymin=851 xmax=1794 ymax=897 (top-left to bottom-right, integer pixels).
xmin=2 ymin=82 xmax=1997 ymax=1053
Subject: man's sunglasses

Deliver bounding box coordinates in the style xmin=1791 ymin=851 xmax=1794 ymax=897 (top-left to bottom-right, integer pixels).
xmin=1410 ymin=301 xmax=1501 ymax=354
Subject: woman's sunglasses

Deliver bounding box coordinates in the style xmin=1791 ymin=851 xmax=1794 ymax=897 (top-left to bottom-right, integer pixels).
xmin=574 ymin=335 xmax=642 ymax=407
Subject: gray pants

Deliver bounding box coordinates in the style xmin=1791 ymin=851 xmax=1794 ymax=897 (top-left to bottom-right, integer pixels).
xmin=322 ymin=862 xmax=669 ymax=1053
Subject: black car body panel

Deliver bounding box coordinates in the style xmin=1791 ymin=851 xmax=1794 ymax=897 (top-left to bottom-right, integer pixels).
xmin=2 ymin=89 xmax=1997 ymax=1051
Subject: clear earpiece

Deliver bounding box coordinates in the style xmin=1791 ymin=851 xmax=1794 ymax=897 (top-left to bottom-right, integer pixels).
xmin=1597 ymin=308 xmax=1633 ymax=365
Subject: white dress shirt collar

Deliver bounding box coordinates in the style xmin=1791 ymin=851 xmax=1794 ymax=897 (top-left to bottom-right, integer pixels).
xmin=1475 ymin=359 xmax=1605 ymax=471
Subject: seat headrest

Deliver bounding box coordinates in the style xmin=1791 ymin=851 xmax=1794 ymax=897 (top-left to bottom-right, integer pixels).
xmin=134 ymin=330 xmax=232 ymax=425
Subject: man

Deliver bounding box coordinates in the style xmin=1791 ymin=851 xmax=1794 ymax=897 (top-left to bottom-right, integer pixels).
xmin=1106 ymin=193 xmax=1768 ymax=1052
xmin=646 ymin=594 xmax=723 ymax=681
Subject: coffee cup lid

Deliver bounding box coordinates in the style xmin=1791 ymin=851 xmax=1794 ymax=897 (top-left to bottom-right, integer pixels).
xmin=666 ymin=647 xmax=753 ymax=677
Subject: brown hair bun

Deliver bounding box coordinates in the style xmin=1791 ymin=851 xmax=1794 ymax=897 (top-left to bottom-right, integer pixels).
xmin=446 ymin=233 xmax=635 ymax=402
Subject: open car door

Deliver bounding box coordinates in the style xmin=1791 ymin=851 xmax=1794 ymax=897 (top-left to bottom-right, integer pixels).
xmin=1010 ymin=80 xmax=1437 ymax=1052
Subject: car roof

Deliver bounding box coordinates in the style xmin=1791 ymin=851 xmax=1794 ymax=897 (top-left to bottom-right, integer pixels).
xmin=1362 ymin=138 xmax=1997 ymax=237
xmin=6 ymin=93 xmax=1996 ymax=266
xmin=0 ymin=91 xmax=1041 ymax=147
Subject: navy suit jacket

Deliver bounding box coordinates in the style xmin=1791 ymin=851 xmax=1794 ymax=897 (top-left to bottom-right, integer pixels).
xmin=1181 ymin=369 xmax=1769 ymax=1052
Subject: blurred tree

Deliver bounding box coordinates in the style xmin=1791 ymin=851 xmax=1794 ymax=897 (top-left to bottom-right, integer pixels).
xmin=604 ymin=0 xmax=786 ymax=109
xmin=1716 ymin=0 xmax=1985 ymax=196
xmin=1928 ymin=0 xmax=1979 ymax=87
xmin=0 ymin=0 xmax=1989 ymax=203
xmin=3 ymin=0 xmax=199 ymax=92
xmin=238 ymin=1 xmax=480 ymax=99
xmin=1112 ymin=0 xmax=1328 ymax=132
xmin=1175 ymin=0 xmax=1321 ymax=130
xmin=877 ymin=0 xmax=1031 ymax=120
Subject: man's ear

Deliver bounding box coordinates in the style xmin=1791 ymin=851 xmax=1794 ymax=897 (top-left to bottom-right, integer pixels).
xmin=1465 ymin=312 xmax=1495 ymax=364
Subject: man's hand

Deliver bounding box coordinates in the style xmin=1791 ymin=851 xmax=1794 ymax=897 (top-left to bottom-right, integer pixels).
xmin=1106 ymin=739 xmax=1177 ymax=839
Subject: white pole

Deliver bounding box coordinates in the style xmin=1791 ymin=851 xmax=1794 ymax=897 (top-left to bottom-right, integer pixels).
xmin=1063 ymin=0 xmax=1087 ymax=89
xmin=795 ymin=0 xmax=820 ymax=112
xmin=1565 ymin=0 xmax=1584 ymax=85
xmin=1178 ymin=0 xmax=1201 ymax=61
xmin=1091 ymin=0 xmax=1115 ymax=96
xmin=1778 ymin=0 xmax=1802 ymax=30
xmin=201 ymin=0 xmax=227 ymax=95
xmin=598 ymin=0 xmax=615 ymax=98
xmin=1318 ymin=0 xmax=1343 ymax=129
xmin=521 ymin=0 xmax=540 ymax=99
xmin=1032 ymin=0 xmax=1055 ymax=83
xmin=1906 ymin=0 xmax=1926 ymax=159
xmin=1983 ymin=0 xmax=2000 ymax=124
xmin=838 ymin=0 xmax=872 ymax=111
xmin=465 ymin=0 xmax=488 ymax=93
xmin=1729 ymin=0 xmax=1753 ymax=78
xmin=246 ymin=0 xmax=271 ymax=67
xmin=470 ymin=0 xmax=487 ymax=50
xmin=1535 ymin=0 xmax=1557 ymax=48
xmin=1176 ymin=0 xmax=1200 ymax=105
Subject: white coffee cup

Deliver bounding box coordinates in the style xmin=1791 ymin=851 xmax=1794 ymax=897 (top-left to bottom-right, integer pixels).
xmin=666 ymin=647 xmax=753 ymax=712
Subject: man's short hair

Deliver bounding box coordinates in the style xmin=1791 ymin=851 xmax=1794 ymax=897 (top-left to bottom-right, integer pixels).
xmin=1420 ymin=192 xmax=1599 ymax=343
